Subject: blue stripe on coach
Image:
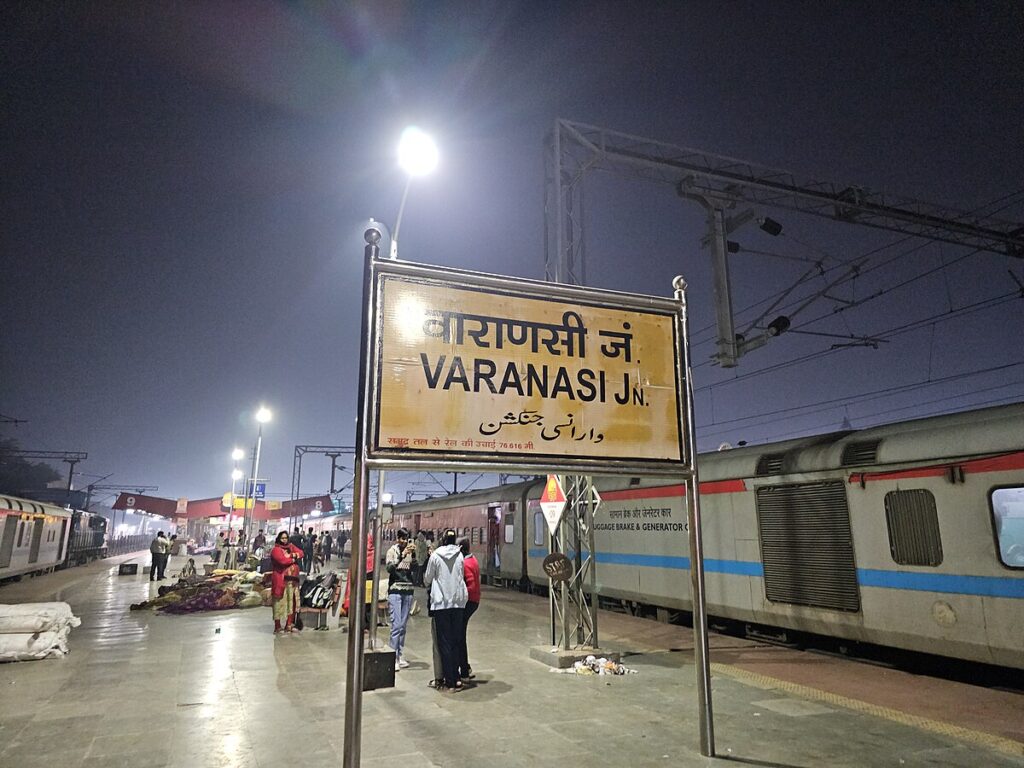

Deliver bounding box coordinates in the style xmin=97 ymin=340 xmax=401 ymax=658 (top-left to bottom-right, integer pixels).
xmin=526 ymin=549 xmax=1023 ymax=597
xmin=856 ymin=568 xmax=1024 ymax=598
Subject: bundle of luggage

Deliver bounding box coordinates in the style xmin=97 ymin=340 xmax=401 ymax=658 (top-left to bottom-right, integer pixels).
xmin=0 ymin=602 xmax=82 ymax=662
xmin=300 ymin=571 xmax=339 ymax=609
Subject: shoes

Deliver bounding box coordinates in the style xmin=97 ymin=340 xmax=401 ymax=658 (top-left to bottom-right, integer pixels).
xmin=438 ymin=682 xmax=464 ymax=694
xmin=427 ymin=679 xmax=440 ymax=689
xmin=397 ymin=658 xmax=410 ymax=669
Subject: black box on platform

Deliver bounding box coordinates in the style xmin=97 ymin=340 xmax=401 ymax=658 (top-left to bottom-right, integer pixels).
xmin=362 ymin=648 xmax=396 ymax=691
xmin=118 ymin=563 xmax=139 ymax=576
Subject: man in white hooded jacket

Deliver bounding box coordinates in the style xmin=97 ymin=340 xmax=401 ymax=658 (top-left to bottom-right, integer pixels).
xmin=423 ymin=528 xmax=468 ymax=692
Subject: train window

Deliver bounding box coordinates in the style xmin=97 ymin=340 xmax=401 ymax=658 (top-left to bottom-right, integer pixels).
xmin=533 ymin=511 xmax=545 ymax=546
xmin=17 ymin=522 xmax=25 ymax=548
xmin=991 ymin=487 xmax=1024 ymax=568
xmin=884 ymin=490 xmax=942 ymax=567
xmin=504 ymin=514 xmax=514 ymax=544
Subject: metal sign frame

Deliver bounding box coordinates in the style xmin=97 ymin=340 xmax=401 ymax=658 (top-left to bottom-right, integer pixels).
xmin=343 ymin=229 xmax=708 ymax=768
xmin=364 ymin=256 xmax=691 ymax=476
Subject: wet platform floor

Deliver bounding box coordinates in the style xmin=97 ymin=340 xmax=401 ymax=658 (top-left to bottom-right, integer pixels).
xmin=0 ymin=552 xmax=1021 ymax=768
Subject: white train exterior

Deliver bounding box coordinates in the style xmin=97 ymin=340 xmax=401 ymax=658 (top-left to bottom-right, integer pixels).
xmin=0 ymin=496 xmax=109 ymax=582
xmin=394 ymin=402 xmax=1024 ymax=669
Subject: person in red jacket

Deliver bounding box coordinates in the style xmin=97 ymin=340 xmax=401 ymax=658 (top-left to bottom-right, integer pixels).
xmin=457 ymin=538 xmax=480 ymax=680
xmin=270 ymin=531 xmax=303 ymax=633
xmin=342 ymin=532 xmax=375 ymax=627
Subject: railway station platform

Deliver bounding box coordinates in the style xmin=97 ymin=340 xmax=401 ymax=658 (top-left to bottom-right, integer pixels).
xmin=0 ymin=552 xmax=1021 ymax=768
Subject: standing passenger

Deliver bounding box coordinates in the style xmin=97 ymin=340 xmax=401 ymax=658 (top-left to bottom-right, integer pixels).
xmin=303 ymin=527 xmax=315 ymax=572
xmin=270 ymin=531 xmax=303 ymax=633
xmin=385 ymin=528 xmax=416 ymax=670
xmin=457 ymin=538 xmax=480 ymax=681
xmin=149 ymin=531 xmax=170 ymax=581
xmin=423 ymin=529 xmax=467 ymax=693
xmin=413 ymin=532 xmax=429 ymax=587
xmin=322 ymin=531 xmax=333 ymax=564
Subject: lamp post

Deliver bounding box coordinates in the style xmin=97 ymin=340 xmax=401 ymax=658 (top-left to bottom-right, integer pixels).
xmin=389 ymin=125 xmax=438 ymax=260
xmin=243 ymin=406 xmax=272 ymax=545
xmin=227 ymin=448 xmax=244 ymax=535
xmin=343 ymin=128 xmax=438 ymax=768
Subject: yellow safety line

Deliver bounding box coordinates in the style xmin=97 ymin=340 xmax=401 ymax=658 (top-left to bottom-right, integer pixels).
xmin=711 ymin=662 xmax=1024 ymax=759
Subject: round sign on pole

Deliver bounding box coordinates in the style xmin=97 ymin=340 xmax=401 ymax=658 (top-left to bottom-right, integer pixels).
xmin=542 ymin=552 xmax=573 ymax=583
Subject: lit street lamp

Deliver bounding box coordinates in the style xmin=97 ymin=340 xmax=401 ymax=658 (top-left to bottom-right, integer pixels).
xmin=389 ymin=126 xmax=438 ymax=260
xmin=243 ymin=406 xmax=272 ymax=544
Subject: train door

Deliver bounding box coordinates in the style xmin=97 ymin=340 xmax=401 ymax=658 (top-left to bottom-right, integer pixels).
xmin=0 ymin=516 xmax=16 ymax=567
xmin=28 ymin=518 xmax=45 ymax=563
xmin=57 ymin=518 xmax=69 ymax=561
xmin=487 ymin=504 xmax=501 ymax=570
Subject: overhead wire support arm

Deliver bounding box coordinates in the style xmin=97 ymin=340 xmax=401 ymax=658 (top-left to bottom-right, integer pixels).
xmin=546 ymin=118 xmax=1024 ymax=368
xmin=554 ymin=120 xmax=1024 ymax=257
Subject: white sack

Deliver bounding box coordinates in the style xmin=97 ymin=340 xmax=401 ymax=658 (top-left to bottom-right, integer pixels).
xmin=0 ymin=603 xmax=81 ymax=630
xmin=0 ymin=627 xmax=71 ymax=661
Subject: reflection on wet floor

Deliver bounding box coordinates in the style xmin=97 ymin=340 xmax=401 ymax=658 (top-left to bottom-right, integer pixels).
xmin=1 ymin=552 xmax=1021 ymax=768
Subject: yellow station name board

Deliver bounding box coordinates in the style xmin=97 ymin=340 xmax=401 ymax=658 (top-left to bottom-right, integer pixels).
xmin=370 ymin=266 xmax=686 ymax=471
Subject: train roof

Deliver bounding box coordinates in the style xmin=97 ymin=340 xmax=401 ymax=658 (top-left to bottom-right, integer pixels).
xmin=0 ymin=495 xmax=74 ymax=517
xmin=699 ymin=400 xmax=1024 ymax=480
xmin=393 ymin=402 xmax=1024 ymax=513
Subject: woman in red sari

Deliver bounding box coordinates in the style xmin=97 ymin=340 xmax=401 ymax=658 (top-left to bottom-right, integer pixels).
xmin=270 ymin=530 xmax=303 ymax=633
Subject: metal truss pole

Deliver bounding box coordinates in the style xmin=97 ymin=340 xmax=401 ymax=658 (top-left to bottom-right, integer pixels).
xmin=564 ymin=475 xmax=599 ymax=647
xmin=290 ymin=445 xmax=355 ymax=530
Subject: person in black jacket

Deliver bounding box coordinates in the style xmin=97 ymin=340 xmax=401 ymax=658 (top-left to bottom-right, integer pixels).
xmin=302 ymin=526 xmax=315 ymax=572
xmin=385 ymin=528 xmax=417 ymax=670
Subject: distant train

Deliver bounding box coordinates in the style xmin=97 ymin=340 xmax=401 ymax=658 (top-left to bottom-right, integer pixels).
xmin=0 ymin=495 xmax=108 ymax=582
xmin=393 ymin=402 xmax=1024 ymax=669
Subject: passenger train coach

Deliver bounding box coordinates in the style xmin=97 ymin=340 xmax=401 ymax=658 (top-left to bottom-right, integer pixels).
xmin=393 ymin=403 xmax=1024 ymax=669
xmin=0 ymin=496 xmax=109 ymax=582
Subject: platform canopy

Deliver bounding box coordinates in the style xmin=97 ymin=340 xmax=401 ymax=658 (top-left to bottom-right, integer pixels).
xmin=111 ymin=493 xmax=334 ymax=521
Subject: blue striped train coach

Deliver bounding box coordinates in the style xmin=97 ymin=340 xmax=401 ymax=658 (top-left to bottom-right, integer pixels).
xmin=393 ymin=402 xmax=1024 ymax=669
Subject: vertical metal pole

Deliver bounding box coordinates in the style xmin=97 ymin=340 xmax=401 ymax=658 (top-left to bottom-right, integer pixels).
xmin=343 ymin=227 xmax=381 ymax=768
xmin=64 ymin=460 xmax=76 ymax=507
xmin=708 ymin=205 xmax=738 ymax=367
xmin=553 ymin=120 xmax=564 ymax=284
xmin=573 ymin=479 xmax=584 ymax=646
xmin=548 ymin=526 xmax=557 ymax=646
xmin=674 ymin=276 xmax=715 ymax=757
xmin=559 ymin=477 xmax=570 ymax=650
xmin=586 ymin=476 xmax=599 ymax=647
xmin=245 ymin=426 xmax=262 ymax=542
xmin=368 ymin=470 xmax=385 ymax=649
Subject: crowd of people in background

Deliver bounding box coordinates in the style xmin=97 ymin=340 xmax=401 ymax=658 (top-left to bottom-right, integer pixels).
xmin=151 ymin=521 xmax=484 ymax=690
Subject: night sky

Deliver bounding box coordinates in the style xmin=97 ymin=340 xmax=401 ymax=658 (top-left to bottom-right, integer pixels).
xmin=3 ymin=2 xmax=1023 ymax=506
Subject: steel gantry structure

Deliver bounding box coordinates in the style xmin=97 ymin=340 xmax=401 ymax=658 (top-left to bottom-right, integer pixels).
xmin=290 ymin=445 xmax=354 ymax=527
xmin=544 ymin=118 xmax=1024 ymax=367
xmin=0 ymin=449 xmax=88 ymax=505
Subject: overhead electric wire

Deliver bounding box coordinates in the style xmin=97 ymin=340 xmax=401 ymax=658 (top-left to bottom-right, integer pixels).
xmin=697 ymin=366 xmax=1024 ymax=438
xmin=694 ymin=289 xmax=1022 ymax=392
xmin=745 ymin=391 xmax=1024 ymax=446
xmin=697 ymin=360 xmax=1024 ymax=434
xmin=689 ymin=185 xmax=1024 ymax=348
